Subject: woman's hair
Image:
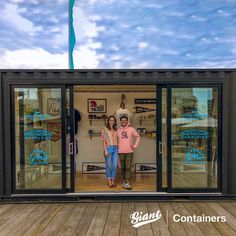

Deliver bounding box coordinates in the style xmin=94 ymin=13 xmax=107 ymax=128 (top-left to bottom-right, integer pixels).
xmin=106 ymin=115 xmax=117 ymax=130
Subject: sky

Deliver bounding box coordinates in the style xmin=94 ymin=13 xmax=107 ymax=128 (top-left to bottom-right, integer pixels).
xmin=0 ymin=0 xmax=236 ymax=69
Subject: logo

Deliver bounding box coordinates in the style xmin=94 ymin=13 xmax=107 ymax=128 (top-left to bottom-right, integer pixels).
xmin=130 ymin=211 xmax=162 ymax=228
xmin=29 ymin=149 xmax=48 ymax=165
xmin=25 ymin=111 xmax=52 ymax=121
xmin=180 ymin=129 xmax=209 ymax=140
xmin=182 ymin=111 xmax=208 ymax=120
xmin=25 ymin=129 xmax=53 ymax=140
xmin=121 ymin=131 xmax=128 ymax=139
xmin=184 ymin=148 xmax=205 ymax=162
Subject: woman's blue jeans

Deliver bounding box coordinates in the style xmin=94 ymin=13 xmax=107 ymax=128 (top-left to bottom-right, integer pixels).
xmin=105 ymin=145 xmax=118 ymax=179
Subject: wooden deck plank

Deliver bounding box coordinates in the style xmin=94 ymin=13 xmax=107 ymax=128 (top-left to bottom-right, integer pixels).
xmin=0 ymin=204 xmax=16 ymax=216
xmin=0 ymin=202 xmax=234 ymax=236
xmin=182 ymin=202 xmax=221 ymax=236
xmin=8 ymin=204 xmax=50 ymax=236
xmin=0 ymin=204 xmax=27 ymax=227
xmin=72 ymin=203 xmax=98 ymax=236
xmin=120 ymin=203 xmax=136 ymax=236
xmin=57 ymin=203 xmax=88 ymax=236
xmin=0 ymin=204 xmax=38 ymax=235
xmin=159 ymin=202 xmax=187 ymax=236
xmin=146 ymin=202 xmax=171 ymax=236
xmin=219 ymin=202 xmax=236 ymax=218
xmin=102 ymin=203 xmax=122 ymax=236
xmin=86 ymin=203 xmax=110 ymax=236
xmin=135 ymin=202 xmax=154 ymax=236
xmin=171 ymin=202 xmax=204 ymax=236
xmin=40 ymin=203 xmax=75 ymax=236
xmin=197 ymin=202 xmax=236 ymax=236
xmin=24 ymin=204 xmax=63 ymax=236
xmin=208 ymin=202 xmax=236 ymax=232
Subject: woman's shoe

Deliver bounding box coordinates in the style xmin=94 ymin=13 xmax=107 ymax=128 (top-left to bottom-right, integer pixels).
xmin=108 ymin=180 xmax=113 ymax=188
xmin=111 ymin=180 xmax=117 ymax=187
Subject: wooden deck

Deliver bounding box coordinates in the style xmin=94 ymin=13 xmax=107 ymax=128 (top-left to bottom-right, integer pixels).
xmin=0 ymin=201 xmax=236 ymax=236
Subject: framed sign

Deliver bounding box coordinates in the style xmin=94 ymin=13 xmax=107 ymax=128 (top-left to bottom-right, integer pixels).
xmin=47 ymin=98 xmax=61 ymax=116
xmin=88 ymin=98 xmax=107 ymax=113
xmin=47 ymin=122 xmax=62 ymax=142
xmin=135 ymin=98 xmax=156 ymax=104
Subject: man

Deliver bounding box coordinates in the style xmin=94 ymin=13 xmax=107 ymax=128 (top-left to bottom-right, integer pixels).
xmin=117 ymin=115 xmax=140 ymax=190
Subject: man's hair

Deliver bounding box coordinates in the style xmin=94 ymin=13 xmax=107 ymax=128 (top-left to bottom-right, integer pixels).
xmin=120 ymin=115 xmax=128 ymax=121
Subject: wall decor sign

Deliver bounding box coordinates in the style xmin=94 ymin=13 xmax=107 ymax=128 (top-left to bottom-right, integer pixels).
xmin=47 ymin=98 xmax=61 ymax=116
xmin=135 ymin=163 xmax=156 ymax=173
xmin=24 ymin=130 xmax=53 ymax=140
xmin=82 ymin=162 xmax=106 ymax=173
xmin=180 ymin=129 xmax=209 ymax=140
xmin=134 ymin=106 xmax=156 ymax=113
xmin=47 ymin=122 xmax=62 ymax=142
xmin=29 ymin=149 xmax=48 ymax=165
xmin=135 ymin=99 xmax=156 ymax=104
xmin=180 ymin=163 xmax=206 ymax=173
xmin=88 ymin=99 xmax=107 ymax=113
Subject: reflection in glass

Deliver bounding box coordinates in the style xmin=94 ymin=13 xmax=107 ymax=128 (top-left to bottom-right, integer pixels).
xmin=171 ymin=88 xmax=218 ymax=189
xmin=14 ymin=88 xmax=62 ymax=190
xmin=162 ymin=88 xmax=167 ymax=188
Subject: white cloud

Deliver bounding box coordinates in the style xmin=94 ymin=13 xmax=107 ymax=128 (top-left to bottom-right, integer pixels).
xmin=138 ymin=42 xmax=148 ymax=50
xmin=73 ymin=6 xmax=105 ymax=41
xmin=0 ymin=3 xmax=42 ymax=34
xmin=190 ymin=15 xmax=206 ymax=22
xmin=53 ymin=24 xmax=68 ymax=48
xmin=73 ymin=45 xmax=105 ymax=68
xmin=0 ymin=48 xmax=68 ymax=69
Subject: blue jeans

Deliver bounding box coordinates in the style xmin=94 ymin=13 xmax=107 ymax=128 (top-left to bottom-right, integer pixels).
xmin=105 ymin=145 xmax=118 ymax=179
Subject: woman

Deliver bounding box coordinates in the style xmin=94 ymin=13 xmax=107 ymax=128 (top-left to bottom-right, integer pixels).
xmin=101 ymin=116 xmax=119 ymax=188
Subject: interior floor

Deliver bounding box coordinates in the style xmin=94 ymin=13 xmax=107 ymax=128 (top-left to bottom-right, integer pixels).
xmin=75 ymin=172 xmax=157 ymax=192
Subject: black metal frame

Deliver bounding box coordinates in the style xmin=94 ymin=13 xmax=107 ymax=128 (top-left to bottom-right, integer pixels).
xmin=167 ymin=84 xmax=222 ymax=193
xmin=11 ymin=84 xmax=67 ymax=194
xmin=67 ymin=85 xmax=75 ymax=192
xmin=0 ymin=74 xmax=3 ymax=199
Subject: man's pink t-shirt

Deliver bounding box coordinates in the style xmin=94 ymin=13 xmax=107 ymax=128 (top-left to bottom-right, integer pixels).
xmin=117 ymin=124 xmax=140 ymax=153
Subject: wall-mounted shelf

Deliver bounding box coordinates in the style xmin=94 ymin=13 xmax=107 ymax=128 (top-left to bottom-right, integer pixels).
xmin=89 ymin=119 xmax=106 ymax=126
xmin=138 ymin=119 xmax=156 ymax=126
xmin=88 ymin=132 xmax=102 ymax=140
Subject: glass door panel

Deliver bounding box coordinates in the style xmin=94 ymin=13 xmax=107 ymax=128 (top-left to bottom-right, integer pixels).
xmin=13 ymin=87 xmax=66 ymax=192
xmin=170 ymin=87 xmax=219 ymax=190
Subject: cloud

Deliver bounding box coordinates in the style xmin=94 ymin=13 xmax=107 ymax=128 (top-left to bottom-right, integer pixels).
xmin=138 ymin=42 xmax=148 ymax=50
xmin=0 ymin=3 xmax=42 ymax=34
xmin=73 ymin=45 xmax=105 ymax=68
xmin=0 ymin=48 xmax=68 ymax=69
xmin=73 ymin=6 xmax=105 ymax=41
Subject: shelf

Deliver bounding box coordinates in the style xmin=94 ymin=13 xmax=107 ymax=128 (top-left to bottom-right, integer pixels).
xmin=138 ymin=119 xmax=156 ymax=126
xmin=88 ymin=119 xmax=106 ymax=126
xmin=88 ymin=132 xmax=102 ymax=140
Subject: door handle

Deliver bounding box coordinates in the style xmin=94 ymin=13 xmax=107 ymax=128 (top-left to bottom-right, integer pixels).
xmin=159 ymin=141 xmax=162 ymax=154
xmin=69 ymin=142 xmax=73 ymax=155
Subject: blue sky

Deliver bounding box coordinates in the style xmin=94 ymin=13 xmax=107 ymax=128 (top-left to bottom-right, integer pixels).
xmin=0 ymin=0 xmax=236 ymax=68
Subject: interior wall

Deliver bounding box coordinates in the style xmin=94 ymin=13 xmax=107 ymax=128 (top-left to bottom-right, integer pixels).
xmin=74 ymin=90 xmax=157 ymax=172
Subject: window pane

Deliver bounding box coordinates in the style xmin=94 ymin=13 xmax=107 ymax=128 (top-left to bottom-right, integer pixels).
xmin=14 ymin=88 xmax=62 ymax=190
xmin=171 ymin=88 xmax=218 ymax=189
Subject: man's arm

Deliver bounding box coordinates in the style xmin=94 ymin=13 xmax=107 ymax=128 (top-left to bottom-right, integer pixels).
xmin=132 ymin=128 xmax=140 ymax=149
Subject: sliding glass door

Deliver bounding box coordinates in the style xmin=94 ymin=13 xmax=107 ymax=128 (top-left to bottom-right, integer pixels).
xmin=12 ymin=85 xmax=67 ymax=193
xmin=167 ymin=85 xmax=221 ymax=192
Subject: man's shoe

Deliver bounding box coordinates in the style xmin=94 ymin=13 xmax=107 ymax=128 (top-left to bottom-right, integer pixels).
xmin=122 ymin=181 xmax=132 ymax=190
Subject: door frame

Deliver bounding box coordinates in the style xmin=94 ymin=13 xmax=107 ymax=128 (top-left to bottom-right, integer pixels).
xmin=11 ymin=84 xmax=67 ymax=194
xmin=66 ymin=85 xmax=75 ymax=192
xmin=167 ymin=84 xmax=222 ymax=193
